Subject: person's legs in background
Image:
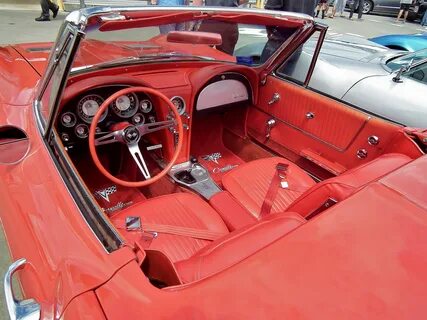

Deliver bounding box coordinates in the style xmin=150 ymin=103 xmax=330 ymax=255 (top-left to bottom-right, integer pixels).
xmin=348 ymin=0 xmax=356 ymax=19
xmin=315 ymin=1 xmax=327 ymax=18
xmin=335 ymin=0 xmax=345 ymax=17
xmin=396 ymin=4 xmax=410 ymax=23
xmin=339 ymin=0 xmax=346 ymax=16
xmin=349 ymin=0 xmax=363 ymax=19
xmin=330 ymin=0 xmax=337 ymax=18
xmin=421 ymin=9 xmax=427 ymax=26
xmin=36 ymin=0 xmax=59 ymax=22
xmin=357 ymin=0 xmax=363 ymax=19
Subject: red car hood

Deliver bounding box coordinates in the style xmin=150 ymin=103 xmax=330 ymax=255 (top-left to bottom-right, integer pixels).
xmin=13 ymin=42 xmax=52 ymax=76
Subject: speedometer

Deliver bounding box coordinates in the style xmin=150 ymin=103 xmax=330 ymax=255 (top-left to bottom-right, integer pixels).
xmin=77 ymin=94 xmax=107 ymax=123
xmin=111 ymin=93 xmax=138 ymax=118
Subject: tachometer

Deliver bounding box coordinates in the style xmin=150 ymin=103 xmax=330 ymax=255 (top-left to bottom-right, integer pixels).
xmin=111 ymin=93 xmax=138 ymax=118
xmin=77 ymin=94 xmax=107 ymax=123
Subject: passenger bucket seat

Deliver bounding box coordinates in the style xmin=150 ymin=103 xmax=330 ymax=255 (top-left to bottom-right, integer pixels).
xmin=221 ymin=154 xmax=412 ymax=221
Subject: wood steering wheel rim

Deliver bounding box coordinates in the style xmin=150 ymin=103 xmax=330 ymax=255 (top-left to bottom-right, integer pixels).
xmin=88 ymin=86 xmax=184 ymax=187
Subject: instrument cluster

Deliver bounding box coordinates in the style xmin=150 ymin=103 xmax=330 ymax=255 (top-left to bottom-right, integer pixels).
xmin=57 ymin=87 xmax=166 ymax=146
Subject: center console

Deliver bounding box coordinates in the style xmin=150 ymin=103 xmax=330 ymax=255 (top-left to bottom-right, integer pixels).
xmin=169 ymin=158 xmax=221 ymax=200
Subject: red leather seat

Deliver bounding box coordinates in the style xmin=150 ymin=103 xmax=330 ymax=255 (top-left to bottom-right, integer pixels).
xmin=112 ymin=193 xmax=229 ymax=263
xmin=112 ymin=192 xmax=305 ymax=283
xmin=176 ymin=212 xmax=305 ymax=283
xmin=222 ymin=157 xmax=316 ymax=219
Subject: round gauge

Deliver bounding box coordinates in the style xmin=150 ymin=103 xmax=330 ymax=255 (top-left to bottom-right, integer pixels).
xmin=76 ymin=94 xmax=107 ymax=123
xmin=111 ymin=93 xmax=138 ymax=118
xmin=170 ymin=96 xmax=186 ymax=115
xmin=61 ymin=112 xmax=77 ymax=128
xmin=132 ymin=113 xmax=145 ymax=125
xmin=75 ymin=124 xmax=89 ymax=139
xmin=140 ymin=99 xmax=153 ymax=113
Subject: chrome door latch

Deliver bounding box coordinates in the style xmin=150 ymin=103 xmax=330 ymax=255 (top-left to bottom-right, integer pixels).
xmin=268 ymin=93 xmax=280 ymax=105
xmin=265 ymin=118 xmax=276 ymax=141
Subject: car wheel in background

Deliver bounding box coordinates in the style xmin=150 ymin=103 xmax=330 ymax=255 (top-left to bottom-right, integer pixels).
xmin=362 ymin=0 xmax=373 ymax=14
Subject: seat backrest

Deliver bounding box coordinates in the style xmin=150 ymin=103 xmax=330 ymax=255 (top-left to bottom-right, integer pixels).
xmin=175 ymin=212 xmax=305 ymax=283
xmin=287 ymin=153 xmax=412 ymax=218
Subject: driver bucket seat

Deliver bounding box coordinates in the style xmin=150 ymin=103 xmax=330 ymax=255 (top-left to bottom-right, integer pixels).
xmin=111 ymin=192 xmax=306 ymax=283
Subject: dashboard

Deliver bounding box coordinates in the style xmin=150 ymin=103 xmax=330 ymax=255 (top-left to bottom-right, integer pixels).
xmin=57 ymin=85 xmax=187 ymax=147
xmin=56 ymin=64 xmax=255 ymax=168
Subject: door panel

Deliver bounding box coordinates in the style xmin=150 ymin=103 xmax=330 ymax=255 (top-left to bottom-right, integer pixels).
xmin=257 ymin=77 xmax=368 ymax=150
xmin=248 ymin=75 xmax=417 ymax=176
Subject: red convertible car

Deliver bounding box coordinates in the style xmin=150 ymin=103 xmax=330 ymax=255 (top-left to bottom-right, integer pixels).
xmin=1 ymin=6 xmax=427 ymax=320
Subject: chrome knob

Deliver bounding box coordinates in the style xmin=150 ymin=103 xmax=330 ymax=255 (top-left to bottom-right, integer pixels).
xmin=357 ymin=149 xmax=368 ymax=159
xmin=182 ymin=112 xmax=190 ymax=120
xmin=306 ymin=112 xmax=315 ymax=119
xmin=368 ymin=135 xmax=379 ymax=146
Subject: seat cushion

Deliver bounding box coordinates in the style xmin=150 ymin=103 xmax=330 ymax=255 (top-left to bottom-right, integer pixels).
xmin=287 ymin=153 xmax=412 ymax=217
xmin=175 ymin=212 xmax=306 ymax=283
xmin=222 ymin=157 xmax=316 ymax=219
xmin=111 ymin=193 xmax=229 ymax=263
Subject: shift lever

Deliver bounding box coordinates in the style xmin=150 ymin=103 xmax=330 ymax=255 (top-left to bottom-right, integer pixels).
xmin=189 ymin=156 xmax=198 ymax=171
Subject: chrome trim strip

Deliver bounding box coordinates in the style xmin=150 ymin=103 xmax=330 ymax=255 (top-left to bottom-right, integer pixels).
xmin=4 ymin=258 xmax=41 ymax=320
xmin=65 ymin=6 xmax=314 ymax=28
xmin=32 ymin=96 xmax=122 ymax=253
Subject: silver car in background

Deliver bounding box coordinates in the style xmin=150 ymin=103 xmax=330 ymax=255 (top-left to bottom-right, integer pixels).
xmin=298 ymin=36 xmax=427 ymax=128
xmin=346 ymin=0 xmax=418 ymax=15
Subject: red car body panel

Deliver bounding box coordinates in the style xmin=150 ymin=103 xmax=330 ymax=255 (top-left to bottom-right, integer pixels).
xmin=0 ymin=63 xmax=135 ymax=316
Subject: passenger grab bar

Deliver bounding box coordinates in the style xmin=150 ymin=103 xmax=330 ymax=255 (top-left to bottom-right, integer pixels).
xmin=4 ymin=258 xmax=40 ymax=320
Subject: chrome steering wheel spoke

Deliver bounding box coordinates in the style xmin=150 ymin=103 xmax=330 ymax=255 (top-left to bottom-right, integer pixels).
xmin=137 ymin=120 xmax=176 ymax=136
xmin=128 ymin=143 xmax=151 ymax=179
xmin=95 ymin=130 xmax=124 ymax=146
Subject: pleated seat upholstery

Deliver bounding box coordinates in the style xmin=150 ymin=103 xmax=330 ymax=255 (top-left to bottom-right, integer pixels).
xmin=222 ymin=157 xmax=316 ymax=219
xmin=112 ymin=193 xmax=229 ymax=263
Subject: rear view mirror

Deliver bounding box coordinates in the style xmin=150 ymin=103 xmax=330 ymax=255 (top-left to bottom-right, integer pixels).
xmin=166 ymin=31 xmax=222 ymax=46
xmin=0 ymin=126 xmax=30 ymax=165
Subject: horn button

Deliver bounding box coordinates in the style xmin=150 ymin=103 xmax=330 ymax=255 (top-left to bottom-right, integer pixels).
xmin=123 ymin=126 xmax=140 ymax=144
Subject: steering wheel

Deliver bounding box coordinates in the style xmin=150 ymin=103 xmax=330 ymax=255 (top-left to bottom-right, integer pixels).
xmin=88 ymin=87 xmax=183 ymax=187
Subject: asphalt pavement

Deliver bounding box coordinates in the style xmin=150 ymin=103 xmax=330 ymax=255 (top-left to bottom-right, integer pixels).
xmin=0 ymin=6 xmax=425 ymax=319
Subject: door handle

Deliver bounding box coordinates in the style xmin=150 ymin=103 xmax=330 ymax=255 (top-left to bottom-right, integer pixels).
xmin=4 ymin=258 xmax=41 ymax=320
xmin=268 ymin=93 xmax=280 ymax=105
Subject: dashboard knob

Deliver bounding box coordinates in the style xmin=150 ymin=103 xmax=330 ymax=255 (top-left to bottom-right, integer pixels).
xmin=182 ymin=112 xmax=190 ymax=120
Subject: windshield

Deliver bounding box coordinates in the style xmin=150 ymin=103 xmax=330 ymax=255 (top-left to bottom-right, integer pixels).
xmin=386 ymin=48 xmax=427 ymax=71
xmin=72 ymin=11 xmax=301 ymax=71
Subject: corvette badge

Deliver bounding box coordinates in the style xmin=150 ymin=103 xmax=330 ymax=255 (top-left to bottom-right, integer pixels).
xmin=94 ymin=185 xmax=117 ymax=203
